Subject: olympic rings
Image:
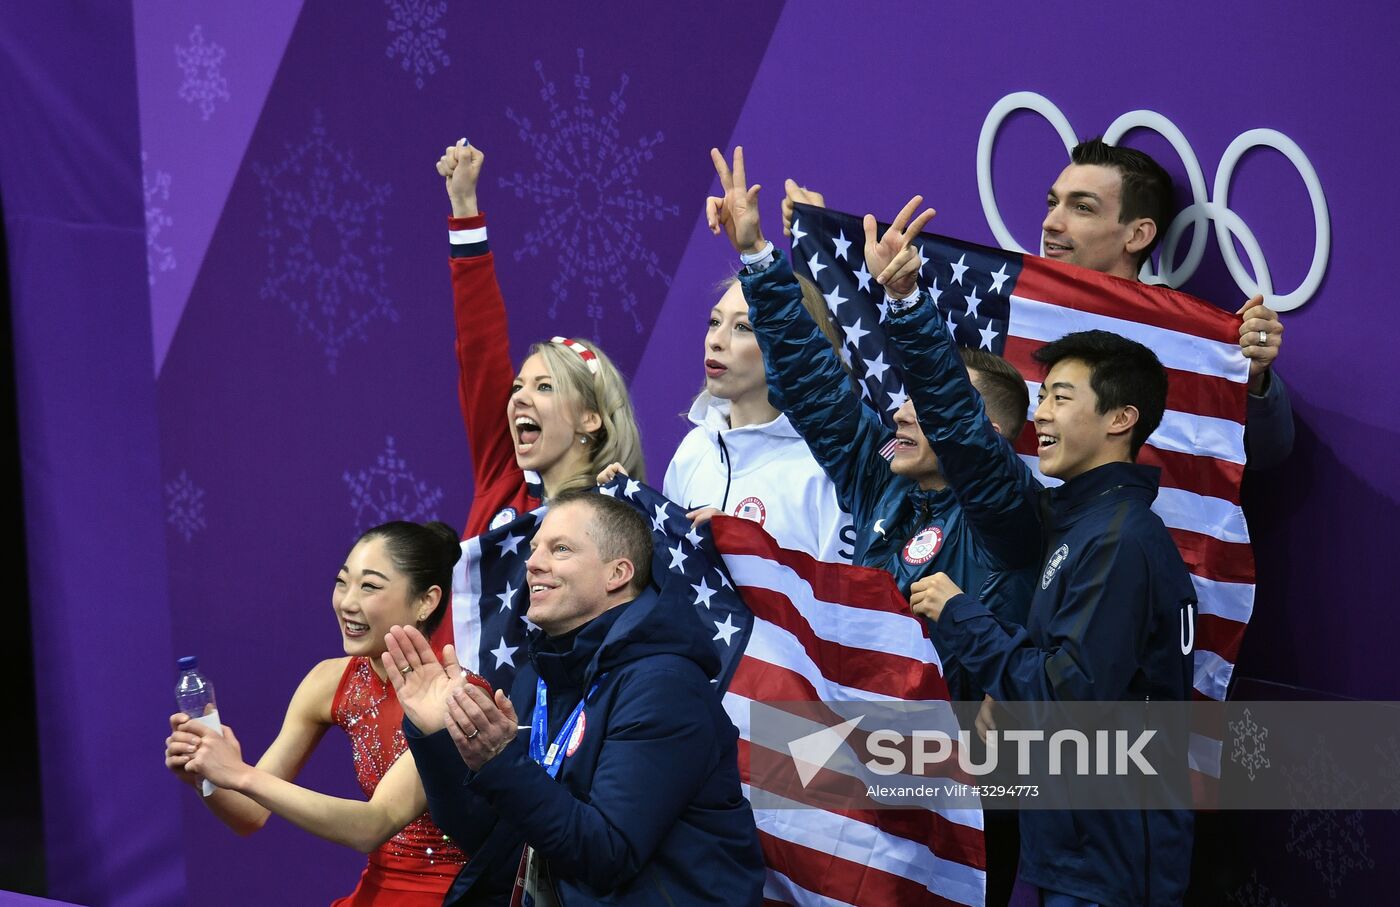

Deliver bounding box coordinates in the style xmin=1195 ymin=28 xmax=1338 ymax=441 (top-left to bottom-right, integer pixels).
xmin=976 ymin=92 xmax=1330 ymax=312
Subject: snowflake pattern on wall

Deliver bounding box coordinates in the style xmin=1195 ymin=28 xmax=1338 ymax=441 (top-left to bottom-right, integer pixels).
xmin=142 ymin=152 xmax=176 ymax=286
xmin=175 ymin=25 xmax=229 ymax=121
xmin=1229 ymin=707 xmax=1271 ymax=781
xmin=500 ymin=48 xmax=680 ymax=339
xmin=165 ymin=470 xmax=206 ymax=542
xmin=1284 ymin=747 xmax=1374 ymax=898
xmin=253 ymin=111 xmax=395 ymax=373
xmin=384 ymin=0 xmax=450 ymax=89
xmin=343 ymin=436 xmax=444 ymax=530
xmin=1228 ymin=871 xmax=1288 ymax=907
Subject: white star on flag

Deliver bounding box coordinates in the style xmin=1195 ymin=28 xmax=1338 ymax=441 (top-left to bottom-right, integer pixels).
xmin=876 ymin=298 xmax=890 ymax=323
xmin=807 ymin=251 xmax=827 ymax=278
xmin=624 ymin=479 xmax=641 ymax=498
xmin=823 ymin=285 xmax=847 ymax=315
xmin=691 ymin=577 xmax=717 ymax=609
xmin=832 ymin=230 xmax=852 ymax=260
xmin=989 ymin=263 xmax=1010 ymax=293
xmin=490 ymin=637 xmax=518 ymax=669
xmin=712 ymin=612 xmax=740 ymax=645
xmin=496 ymin=532 xmax=525 ymax=555
xmin=668 ymin=542 xmax=689 ymax=572
xmin=843 ymin=318 xmax=870 ymax=347
xmin=598 ymin=485 xmax=618 ymax=497
xmin=927 ymin=278 xmax=943 ymax=304
xmin=946 ymin=310 xmax=959 ymax=336
xmin=979 ymin=323 xmax=999 ymax=350
xmin=496 ymin=582 xmax=518 ymax=612
xmin=886 ymin=388 xmax=908 ymax=412
xmin=853 ymin=260 xmax=872 ymax=292
xmin=651 ymin=503 xmax=669 ymax=533
xmin=965 ymin=286 xmax=983 ymax=320
xmin=864 ymin=351 xmax=890 ymax=383
xmin=685 ymin=523 xmax=704 ymax=548
xmin=950 ymin=253 xmax=970 ymax=285
xmin=790 ymin=217 xmax=807 ymax=244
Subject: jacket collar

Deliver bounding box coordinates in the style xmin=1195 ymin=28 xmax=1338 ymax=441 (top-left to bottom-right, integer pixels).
xmin=686 ymin=391 xmax=803 ymax=444
xmin=1045 ymin=461 xmax=1160 ymax=527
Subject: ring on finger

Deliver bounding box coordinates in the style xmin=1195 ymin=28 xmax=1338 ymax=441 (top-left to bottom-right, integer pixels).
xmin=1258 ymin=330 xmax=1268 ymax=345
xmin=467 ymin=729 xmax=479 ymax=740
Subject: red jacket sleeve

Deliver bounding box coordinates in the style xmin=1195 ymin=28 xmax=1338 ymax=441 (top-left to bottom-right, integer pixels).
xmin=448 ymin=213 xmax=531 ymax=539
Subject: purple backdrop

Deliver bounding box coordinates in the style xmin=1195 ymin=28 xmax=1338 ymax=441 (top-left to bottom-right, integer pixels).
xmin=3 ymin=1 xmax=1397 ymax=905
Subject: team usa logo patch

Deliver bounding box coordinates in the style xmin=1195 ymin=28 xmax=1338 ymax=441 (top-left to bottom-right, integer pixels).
xmin=565 ymin=712 xmax=587 ymax=757
xmin=733 ymin=496 xmax=767 ymax=526
xmin=1041 ymin=543 xmax=1070 ymax=589
xmin=489 ymin=507 xmax=518 ymax=531
xmin=902 ymin=525 xmax=944 ymax=566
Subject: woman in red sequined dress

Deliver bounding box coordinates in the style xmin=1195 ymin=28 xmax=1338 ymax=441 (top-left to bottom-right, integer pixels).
xmin=164 ymin=520 xmax=469 ymax=905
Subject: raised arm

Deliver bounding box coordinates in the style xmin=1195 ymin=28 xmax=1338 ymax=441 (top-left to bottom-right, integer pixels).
xmin=863 ymin=203 xmax=1041 ymax=568
xmin=436 ymin=141 xmax=525 ymax=535
xmin=1236 ymin=295 xmax=1294 ymax=468
xmin=706 ymin=147 xmax=893 ymax=515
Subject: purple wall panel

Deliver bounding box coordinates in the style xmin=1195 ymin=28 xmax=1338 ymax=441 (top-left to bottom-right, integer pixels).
xmin=5 ymin=0 xmax=1400 ymax=903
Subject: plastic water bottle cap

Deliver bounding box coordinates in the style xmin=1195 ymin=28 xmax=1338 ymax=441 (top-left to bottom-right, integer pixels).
xmin=177 ymin=656 xmax=198 ymax=670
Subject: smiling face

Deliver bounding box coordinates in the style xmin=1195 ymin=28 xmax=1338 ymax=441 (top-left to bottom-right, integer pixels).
xmin=888 ymin=398 xmax=944 ymax=490
xmin=703 ymin=282 xmax=768 ymax=406
xmin=1042 ymin=163 xmax=1142 ymax=280
xmin=1034 ymin=358 xmax=1133 ymax=480
xmin=524 ymin=502 xmax=630 ymax=636
xmin=333 ymin=536 xmax=422 ymax=658
xmin=508 ymin=352 xmax=601 ymax=490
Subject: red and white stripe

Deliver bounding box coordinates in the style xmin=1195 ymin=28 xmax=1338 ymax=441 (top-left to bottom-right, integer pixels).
xmin=711 ymin=517 xmax=987 ymax=907
xmin=1006 ymin=258 xmax=1256 ymax=776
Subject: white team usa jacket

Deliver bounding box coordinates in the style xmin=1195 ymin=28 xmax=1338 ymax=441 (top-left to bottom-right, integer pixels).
xmin=662 ymin=392 xmax=855 ymax=564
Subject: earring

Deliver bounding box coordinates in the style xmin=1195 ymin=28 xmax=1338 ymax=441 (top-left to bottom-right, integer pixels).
xmin=579 ymin=435 xmax=590 ymax=445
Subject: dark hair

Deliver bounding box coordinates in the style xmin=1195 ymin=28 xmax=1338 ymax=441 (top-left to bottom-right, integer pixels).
xmin=354 ymin=521 xmax=461 ymax=636
xmin=1032 ymin=330 xmax=1167 ymax=457
xmin=960 ymin=349 xmax=1029 ymax=441
xmin=552 ymin=490 xmax=653 ymax=593
xmin=1070 ymin=137 xmax=1175 ymax=267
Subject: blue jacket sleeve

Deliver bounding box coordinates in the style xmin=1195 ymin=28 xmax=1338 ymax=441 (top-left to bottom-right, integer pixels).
xmin=739 ymin=251 xmax=893 ymax=520
xmin=884 ymin=295 xmax=1042 ymax=569
xmin=937 ymin=533 xmax=1154 ymax=702
xmin=464 ymin=665 xmax=720 ymax=895
xmin=1243 ymin=369 xmax=1295 ymax=470
xmin=402 ymin=718 xmax=500 ymax=856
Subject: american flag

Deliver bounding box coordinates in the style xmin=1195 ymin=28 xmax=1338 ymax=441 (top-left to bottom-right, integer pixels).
xmin=790 ymin=203 xmax=1256 ymax=784
xmin=450 ymin=475 xmax=752 ymax=700
xmin=712 ymin=515 xmax=986 ymax=907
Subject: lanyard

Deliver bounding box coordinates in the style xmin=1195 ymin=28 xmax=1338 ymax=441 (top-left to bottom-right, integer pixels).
xmin=529 ymin=674 xmax=604 ymax=779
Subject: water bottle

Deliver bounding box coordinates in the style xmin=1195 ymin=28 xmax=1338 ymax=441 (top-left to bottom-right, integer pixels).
xmin=175 ymin=656 xmax=223 ymax=797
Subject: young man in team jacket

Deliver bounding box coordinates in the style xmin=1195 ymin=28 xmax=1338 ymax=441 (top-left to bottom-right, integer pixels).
xmin=902 ymin=310 xmax=1198 ymax=905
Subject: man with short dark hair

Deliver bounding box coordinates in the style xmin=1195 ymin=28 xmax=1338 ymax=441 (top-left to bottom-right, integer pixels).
xmin=388 ymin=491 xmax=765 ymax=905
xmin=908 ymin=326 xmax=1197 ymax=906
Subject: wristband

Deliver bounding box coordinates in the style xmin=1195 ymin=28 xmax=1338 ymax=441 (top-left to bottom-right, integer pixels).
xmin=739 ymin=240 xmax=776 ymax=274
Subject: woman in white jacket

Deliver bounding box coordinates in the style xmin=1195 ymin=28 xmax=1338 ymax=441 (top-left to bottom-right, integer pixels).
xmin=659 ymin=274 xmax=855 ymax=563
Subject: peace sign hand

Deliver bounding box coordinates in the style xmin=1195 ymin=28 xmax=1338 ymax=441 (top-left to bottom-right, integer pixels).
xmin=863 ymin=195 xmax=937 ymax=300
xmin=706 ymin=146 xmax=766 ymax=255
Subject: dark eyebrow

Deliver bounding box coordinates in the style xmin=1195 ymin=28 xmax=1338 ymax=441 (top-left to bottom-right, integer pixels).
xmin=1064 ymin=190 xmax=1101 ymax=203
xmin=358 ymin=568 xmax=392 ymax=581
xmin=1048 ymin=381 xmax=1077 ymax=391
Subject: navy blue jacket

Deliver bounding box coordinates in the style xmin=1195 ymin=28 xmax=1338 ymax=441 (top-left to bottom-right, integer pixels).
xmin=405 ymin=590 xmax=765 ymax=906
xmin=740 ymin=253 xmax=1038 ymax=694
xmin=940 ymin=462 xmax=1197 ymax=906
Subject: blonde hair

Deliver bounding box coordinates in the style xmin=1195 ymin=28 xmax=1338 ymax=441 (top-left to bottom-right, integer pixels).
xmin=529 ymin=338 xmax=645 ymax=496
